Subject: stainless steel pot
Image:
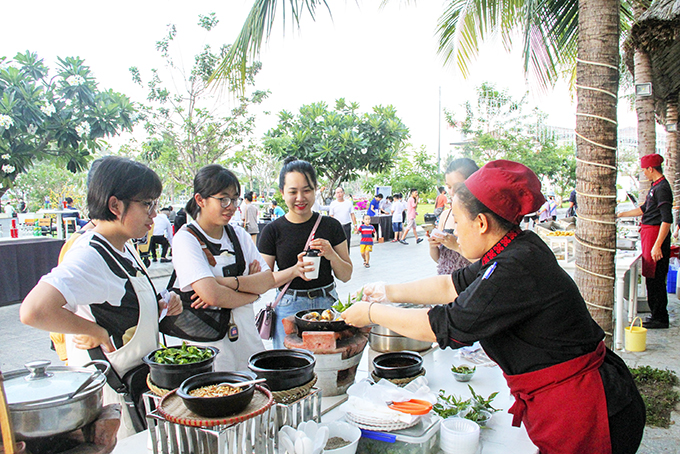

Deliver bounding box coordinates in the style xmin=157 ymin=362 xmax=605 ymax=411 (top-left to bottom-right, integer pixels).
xmin=369 ymin=326 xmax=433 ymax=352
xmin=4 ymin=360 xmax=109 ymax=439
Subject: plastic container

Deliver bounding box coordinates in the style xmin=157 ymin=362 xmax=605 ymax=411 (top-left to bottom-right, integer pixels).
xmin=439 ymin=418 xmax=480 ymax=454
xmin=667 ymin=268 xmax=677 ymax=294
xmin=624 ymin=317 xmax=647 ymax=352
xmin=356 ymin=415 xmax=441 ymax=454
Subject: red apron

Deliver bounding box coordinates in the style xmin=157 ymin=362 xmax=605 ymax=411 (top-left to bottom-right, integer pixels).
xmin=640 ymin=224 xmax=661 ymax=278
xmin=504 ymin=341 xmax=611 ymax=454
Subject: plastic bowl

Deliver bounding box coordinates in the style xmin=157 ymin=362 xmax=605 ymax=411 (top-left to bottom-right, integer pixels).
xmin=321 ymin=421 xmax=361 ymax=454
xmin=440 ymin=418 xmax=480 ymax=454
xmin=177 ymin=371 xmax=256 ymax=418
xmin=452 ymin=370 xmax=475 ymax=382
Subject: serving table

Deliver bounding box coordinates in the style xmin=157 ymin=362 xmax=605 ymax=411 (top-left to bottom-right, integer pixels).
xmin=113 ymin=346 xmax=538 ymax=453
xmin=559 ymin=251 xmax=642 ymax=350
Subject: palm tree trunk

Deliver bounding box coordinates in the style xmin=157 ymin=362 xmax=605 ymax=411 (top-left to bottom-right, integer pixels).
xmin=575 ymin=0 xmax=619 ymax=348
xmin=635 ymin=48 xmax=656 ymax=201
xmin=667 ymin=99 xmax=679 ymax=223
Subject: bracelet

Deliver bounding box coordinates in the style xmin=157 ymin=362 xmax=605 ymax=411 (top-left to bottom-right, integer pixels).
xmin=234 ymin=276 xmax=240 ymax=292
xmin=368 ymin=302 xmax=376 ymax=324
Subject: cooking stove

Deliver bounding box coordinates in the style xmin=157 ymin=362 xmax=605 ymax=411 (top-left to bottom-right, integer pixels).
xmin=281 ymin=318 xmax=370 ymax=397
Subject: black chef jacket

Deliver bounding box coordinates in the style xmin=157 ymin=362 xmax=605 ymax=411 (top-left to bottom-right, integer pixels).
xmin=428 ymin=230 xmax=604 ymax=376
xmin=640 ymin=176 xmax=673 ymax=226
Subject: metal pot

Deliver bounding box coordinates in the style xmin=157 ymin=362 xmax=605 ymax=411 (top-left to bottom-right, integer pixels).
xmin=4 ymin=360 xmax=109 ymax=440
xmin=369 ymin=326 xmax=433 ymax=352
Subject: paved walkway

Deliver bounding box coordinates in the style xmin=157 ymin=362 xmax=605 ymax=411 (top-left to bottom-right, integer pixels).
xmin=1 ymin=230 xmax=678 ymax=453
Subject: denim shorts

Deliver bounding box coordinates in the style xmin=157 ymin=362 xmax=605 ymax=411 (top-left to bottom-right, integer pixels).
xmin=272 ymin=285 xmax=339 ymax=349
xmin=392 ymin=222 xmax=403 ymax=232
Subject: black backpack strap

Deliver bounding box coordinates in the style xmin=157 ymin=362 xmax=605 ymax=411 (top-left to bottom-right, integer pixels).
xmin=88 ymin=347 xmax=147 ymax=432
xmin=224 ymin=224 xmax=247 ymax=276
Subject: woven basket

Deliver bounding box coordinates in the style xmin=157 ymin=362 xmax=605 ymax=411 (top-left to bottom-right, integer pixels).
xmin=271 ymin=374 xmax=318 ymax=404
xmin=370 ymin=367 xmax=426 ymax=386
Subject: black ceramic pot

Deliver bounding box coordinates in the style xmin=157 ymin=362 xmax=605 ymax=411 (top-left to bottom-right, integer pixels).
xmin=294 ymin=309 xmax=348 ymax=333
xmin=177 ymin=371 xmax=256 ymax=418
xmin=372 ymin=351 xmax=423 ymax=379
xmin=248 ymin=349 xmax=315 ymax=391
xmin=143 ymin=346 xmax=219 ymax=390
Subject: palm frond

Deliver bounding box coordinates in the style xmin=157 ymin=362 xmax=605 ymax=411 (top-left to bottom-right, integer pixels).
xmin=210 ymin=0 xmax=331 ymax=93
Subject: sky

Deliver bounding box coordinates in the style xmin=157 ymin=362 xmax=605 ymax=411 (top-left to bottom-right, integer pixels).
xmin=1 ymin=0 xmax=640 ymax=167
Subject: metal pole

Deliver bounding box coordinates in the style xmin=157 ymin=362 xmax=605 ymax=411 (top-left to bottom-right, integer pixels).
xmin=438 ymin=86 xmax=442 ymax=172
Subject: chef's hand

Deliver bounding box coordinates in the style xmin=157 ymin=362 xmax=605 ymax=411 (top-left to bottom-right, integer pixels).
xmin=341 ymin=302 xmax=371 ymax=327
xmin=360 ymin=282 xmax=387 ymax=303
xmin=651 ymin=244 xmax=663 ymax=262
xmin=249 ymin=260 xmax=261 ymax=275
xmin=73 ymin=326 xmax=114 ymax=352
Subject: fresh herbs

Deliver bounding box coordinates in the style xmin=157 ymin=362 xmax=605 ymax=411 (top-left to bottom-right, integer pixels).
xmin=333 ymin=288 xmax=364 ymax=312
xmin=432 ymin=386 xmax=500 ymax=425
xmin=153 ymin=342 xmax=213 ymax=365
xmin=451 ymin=364 xmax=476 ymax=374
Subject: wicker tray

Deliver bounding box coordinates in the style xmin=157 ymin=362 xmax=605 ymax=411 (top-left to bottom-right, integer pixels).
xmin=370 ymin=367 xmax=426 ymax=386
xmin=147 ymin=374 xmax=171 ymax=397
xmin=158 ymin=385 xmax=273 ymax=427
xmin=271 ymin=374 xmax=317 ymax=404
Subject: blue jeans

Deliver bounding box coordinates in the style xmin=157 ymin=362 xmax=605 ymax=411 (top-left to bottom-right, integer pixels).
xmin=272 ymin=286 xmax=339 ymax=349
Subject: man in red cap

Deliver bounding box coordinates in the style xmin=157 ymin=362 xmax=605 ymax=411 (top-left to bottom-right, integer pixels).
xmin=343 ymin=160 xmax=645 ymax=454
xmin=617 ymin=153 xmax=673 ymax=329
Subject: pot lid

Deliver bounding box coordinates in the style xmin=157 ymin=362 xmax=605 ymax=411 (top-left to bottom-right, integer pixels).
xmin=3 ymin=360 xmax=106 ymax=406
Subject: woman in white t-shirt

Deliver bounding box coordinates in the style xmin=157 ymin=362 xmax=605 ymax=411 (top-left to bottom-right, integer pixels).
xmin=172 ymin=165 xmax=274 ymax=370
xmin=20 ymin=156 xmax=183 ymax=437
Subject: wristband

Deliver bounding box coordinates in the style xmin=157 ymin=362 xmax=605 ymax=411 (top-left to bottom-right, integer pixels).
xmin=368 ymin=302 xmax=376 ymax=324
xmin=234 ymin=276 xmax=240 ymax=292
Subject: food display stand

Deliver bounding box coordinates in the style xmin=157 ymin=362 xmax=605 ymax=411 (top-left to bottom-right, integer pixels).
xmin=113 ymin=346 xmax=538 ymax=454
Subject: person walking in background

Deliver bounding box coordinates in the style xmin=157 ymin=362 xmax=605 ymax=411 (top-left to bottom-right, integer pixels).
xmin=166 ymin=205 xmax=176 ymax=223
xmin=313 ymin=185 xmax=329 ymax=213
xmin=617 ymin=153 xmax=673 ymax=330
xmin=433 ymin=186 xmax=448 ymax=219
xmin=567 ymin=189 xmax=577 ymax=217
xmin=367 ymin=193 xmax=383 ymax=235
xmin=401 ymin=189 xmax=423 ymax=244
xmin=390 ymin=193 xmax=406 ymax=243
xmin=357 ymin=214 xmax=376 ymax=268
xmin=259 ymin=157 xmax=352 ymax=348
xmin=548 ymin=193 xmax=558 ymax=221
xmin=243 ymin=191 xmax=260 ymax=243
xmin=429 ymin=158 xmax=478 ymax=275
xmin=149 ymin=208 xmax=173 ymax=262
xmin=329 ymin=186 xmax=356 ymax=250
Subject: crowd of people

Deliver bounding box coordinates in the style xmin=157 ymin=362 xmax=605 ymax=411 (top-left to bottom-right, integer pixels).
xmin=18 ymin=152 xmax=663 ymax=453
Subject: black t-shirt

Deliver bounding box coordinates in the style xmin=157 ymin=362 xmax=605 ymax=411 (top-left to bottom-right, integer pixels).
xmin=641 ymin=176 xmax=673 ymax=225
xmin=428 ymin=230 xmax=604 ymax=376
xmin=258 ymin=212 xmax=347 ymax=290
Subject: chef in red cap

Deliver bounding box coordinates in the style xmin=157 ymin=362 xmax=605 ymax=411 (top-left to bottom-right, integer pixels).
xmin=617 ymin=153 xmax=673 ymax=329
xmin=343 ymin=160 xmax=645 ymax=454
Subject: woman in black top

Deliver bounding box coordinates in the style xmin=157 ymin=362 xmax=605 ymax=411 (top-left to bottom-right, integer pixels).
xmin=259 ymin=157 xmax=352 ymax=348
xmin=342 ymin=160 xmax=644 ymax=454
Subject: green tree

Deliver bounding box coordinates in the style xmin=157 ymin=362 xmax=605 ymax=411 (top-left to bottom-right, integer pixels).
xmin=447 ymin=82 xmax=574 ymax=189
xmin=263 ymin=98 xmax=410 ymax=193
xmin=363 ymin=145 xmax=440 ymax=197
xmin=131 ymin=13 xmax=268 ymax=182
xmin=10 ymin=159 xmax=87 ymax=212
xmin=0 ymin=51 xmax=135 ymax=199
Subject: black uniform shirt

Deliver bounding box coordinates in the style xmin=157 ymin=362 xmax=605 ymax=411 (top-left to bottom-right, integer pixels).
xmin=428 ymin=230 xmax=604 ymax=376
xmin=640 ymin=176 xmax=673 ymax=225
xmin=258 ymin=212 xmax=346 ymax=290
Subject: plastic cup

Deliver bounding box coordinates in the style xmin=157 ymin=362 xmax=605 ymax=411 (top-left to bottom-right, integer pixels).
xmin=440 ymin=417 xmax=480 ymax=454
xmin=304 ymin=252 xmax=321 ymax=280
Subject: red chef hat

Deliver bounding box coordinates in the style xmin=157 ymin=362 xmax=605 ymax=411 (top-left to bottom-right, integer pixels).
xmin=464 ymin=160 xmax=546 ymax=224
xmin=641 ymin=153 xmax=663 ymax=168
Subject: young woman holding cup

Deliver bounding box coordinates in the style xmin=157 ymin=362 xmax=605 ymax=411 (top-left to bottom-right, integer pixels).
xmin=258 ymin=157 xmax=353 ymax=348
